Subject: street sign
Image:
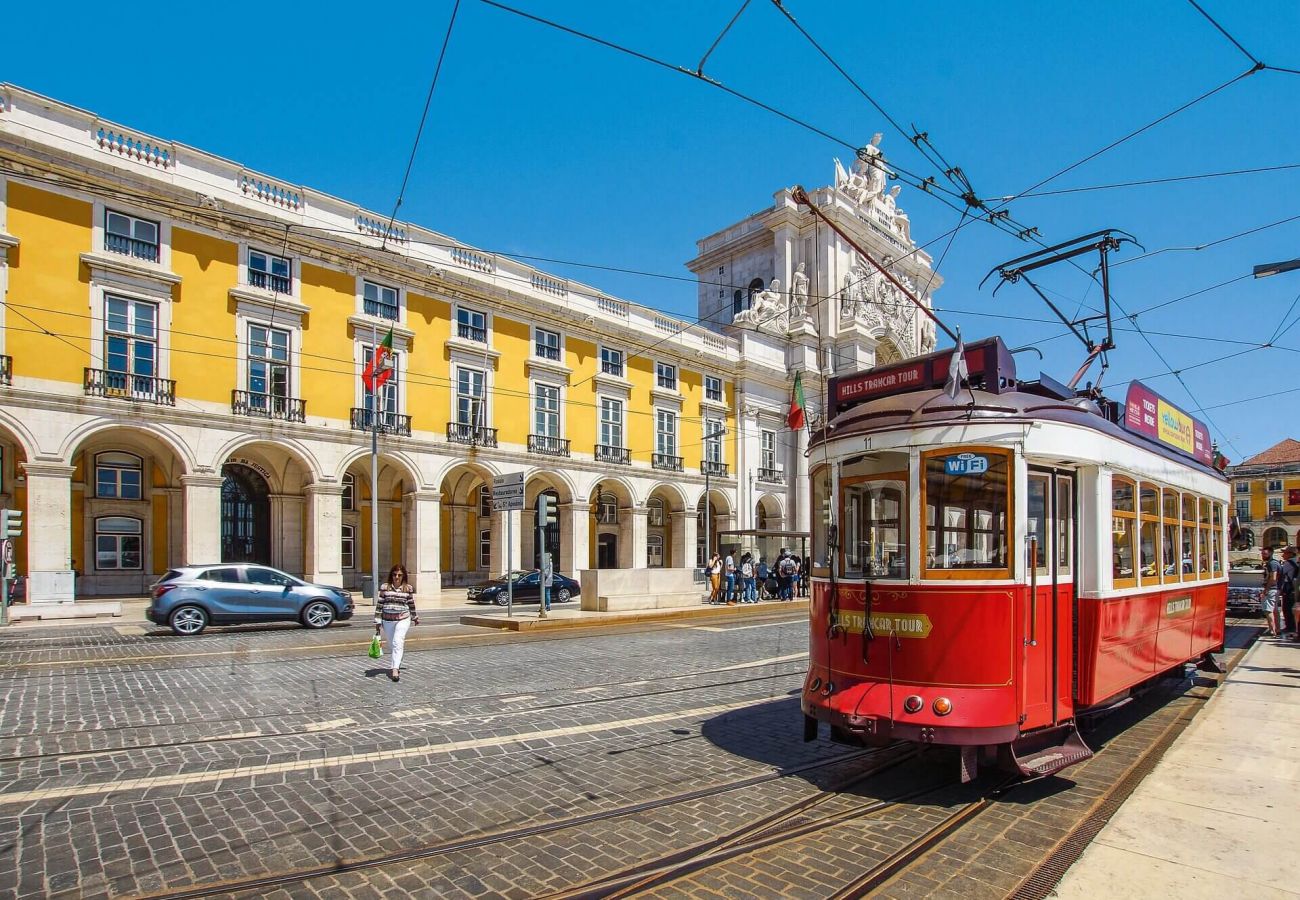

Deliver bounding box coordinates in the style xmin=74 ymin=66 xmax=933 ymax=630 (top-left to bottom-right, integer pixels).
xmin=493 ymin=472 xmax=526 ymax=488
xmin=491 ymin=484 xmax=526 ymax=500
xmin=493 ymin=495 xmax=525 ymax=511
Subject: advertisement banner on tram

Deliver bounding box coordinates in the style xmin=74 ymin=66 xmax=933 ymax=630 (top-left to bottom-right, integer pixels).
xmin=1123 ymin=382 xmax=1212 ymax=464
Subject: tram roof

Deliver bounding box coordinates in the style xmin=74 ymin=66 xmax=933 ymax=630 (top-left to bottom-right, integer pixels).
xmin=817 ymin=342 xmax=1226 ymax=482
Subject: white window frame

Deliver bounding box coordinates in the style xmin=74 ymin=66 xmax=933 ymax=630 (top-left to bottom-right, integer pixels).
xmin=534 ymin=327 xmax=562 ymax=361
xmin=247 ymin=322 xmax=292 ymax=403
xmin=656 ymin=409 xmax=677 ymax=457
xmin=533 ymin=382 xmax=562 ymax=439
xmin=1235 ymin=499 xmax=1250 ymax=519
xmin=656 ymin=362 xmax=677 ymax=391
xmin=456 ymin=305 xmax=488 ymax=343
xmin=104 ymin=208 xmax=161 ymax=263
xmin=247 ymin=247 xmax=294 ymax=295
xmin=761 ymin=430 xmax=776 ymax=472
xmin=599 ymin=397 xmax=624 ymax=449
xmin=359 ymin=343 xmax=401 ymax=421
xmin=600 ymin=346 xmax=624 ymax=377
xmin=455 ymin=365 xmax=488 ymax=427
xmin=647 ymin=497 xmax=665 ymax=527
xmin=704 ymin=375 xmax=723 ymax=402
xmin=95 ymin=451 xmax=144 ymax=500
xmin=1267 ymin=479 xmax=1283 ymax=492
xmin=1268 ymin=497 xmax=1283 ymax=514
xmin=704 ymin=417 xmax=724 ymax=464
xmin=341 ymin=524 xmax=356 ymax=569
xmin=103 ymin=293 xmax=161 ymax=385
xmin=95 ymin=516 xmax=143 ymax=571
xmin=596 ymin=492 xmax=618 ymax=525
xmin=478 ymin=485 xmax=491 ymax=518
xmin=479 ymin=529 xmax=491 ymax=569
xmin=1235 ymin=481 xmax=1250 ymax=493
xmin=342 ymin=473 xmax=355 ymax=511
xmin=647 ymin=534 xmax=664 ymax=568
xmin=361 ymin=279 xmax=400 ymax=322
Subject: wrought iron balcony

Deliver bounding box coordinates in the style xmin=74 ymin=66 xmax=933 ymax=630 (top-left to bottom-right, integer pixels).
xmin=600 ymin=359 xmax=624 ymax=377
xmin=595 ymin=444 xmax=630 ymax=465
xmin=653 ymin=453 xmax=684 ymax=472
xmin=457 ymin=322 xmax=487 ymax=343
xmin=757 ymin=466 xmax=785 ymax=484
xmin=232 ymin=390 xmax=306 ymax=423
xmin=446 ymin=422 xmax=498 ymax=447
xmin=534 ymin=343 xmax=561 ymax=361
xmin=701 ymin=460 xmax=729 ymax=477
xmin=0 ymin=355 xmax=10 ymax=386
xmin=104 ymin=233 xmax=159 ymax=262
xmin=528 ymin=434 xmax=570 ymax=457
xmin=363 ymin=298 xmax=398 ymax=320
xmin=248 ymin=269 xmax=292 ymax=294
xmin=84 ymin=368 xmax=175 ymax=405
xmin=350 ymin=407 xmax=411 ymax=436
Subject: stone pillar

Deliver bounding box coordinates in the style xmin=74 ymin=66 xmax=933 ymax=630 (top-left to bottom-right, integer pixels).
xmin=23 ymin=463 xmax=75 ymax=603
xmin=447 ymin=503 xmax=470 ymax=577
xmin=561 ymin=501 xmax=590 ymax=575
xmin=521 ymin=508 xmax=537 ymax=569
xmin=305 ymin=483 xmax=344 ymax=587
xmin=616 ymin=505 xmax=649 ymax=569
xmin=180 ymin=474 xmax=224 ymax=566
xmin=490 ymin=508 xmax=522 ymax=577
xmin=794 ymin=427 xmax=811 ymax=533
xmin=672 ymin=510 xmax=697 ymax=570
xmin=403 ymin=490 xmax=441 ymax=595
xmin=269 ymin=493 xmax=306 ymax=577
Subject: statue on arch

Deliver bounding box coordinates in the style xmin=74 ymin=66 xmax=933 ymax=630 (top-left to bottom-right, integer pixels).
xmin=790 ymin=262 xmax=810 ymax=322
xmin=750 ymin=278 xmax=787 ymax=331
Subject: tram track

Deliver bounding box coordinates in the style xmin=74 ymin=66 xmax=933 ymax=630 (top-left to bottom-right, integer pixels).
xmin=127 ymin=746 xmax=903 ymax=900
xmin=0 ymin=663 xmax=808 ymax=765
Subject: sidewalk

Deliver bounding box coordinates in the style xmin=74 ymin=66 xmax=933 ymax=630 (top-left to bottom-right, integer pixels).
xmin=461 ymin=597 xmax=809 ymax=630
xmin=1053 ymin=635 xmax=1300 ymax=899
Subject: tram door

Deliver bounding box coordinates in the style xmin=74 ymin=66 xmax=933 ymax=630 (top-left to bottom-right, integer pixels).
xmin=1025 ymin=470 xmax=1075 ymax=729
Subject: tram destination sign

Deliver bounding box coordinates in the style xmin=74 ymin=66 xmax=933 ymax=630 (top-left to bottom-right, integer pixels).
xmin=1123 ymin=382 xmax=1212 ymax=465
xmin=829 ymin=337 xmax=1017 ymax=411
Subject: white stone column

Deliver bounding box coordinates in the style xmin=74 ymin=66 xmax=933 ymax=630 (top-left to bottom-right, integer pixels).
xmin=616 ymin=505 xmax=649 ymax=569
xmin=561 ymin=501 xmax=590 ymax=575
xmin=269 ymin=493 xmax=306 ymax=576
xmin=521 ymin=508 xmax=537 ymax=569
xmin=794 ymin=427 xmax=811 ymax=533
xmin=672 ymin=510 xmax=697 ymax=570
xmin=490 ymin=508 xmax=522 ymax=577
xmin=404 ymin=490 xmax=441 ymax=594
xmin=447 ymin=503 xmax=470 ymax=577
xmin=180 ymin=474 xmax=224 ymax=566
xmin=304 ymin=483 xmax=344 ymax=587
xmin=23 ymin=463 xmax=75 ymax=603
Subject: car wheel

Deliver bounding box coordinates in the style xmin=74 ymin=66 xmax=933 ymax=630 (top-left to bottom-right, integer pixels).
xmin=556 ymin=587 xmax=572 ymax=603
xmin=494 ymin=593 xmax=510 ymax=606
xmin=302 ymin=601 xmax=336 ymax=629
xmin=170 ymin=605 xmax=208 ymax=636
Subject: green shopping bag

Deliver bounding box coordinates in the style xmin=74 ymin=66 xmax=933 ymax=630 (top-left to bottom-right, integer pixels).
xmin=368 ymin=635 xmax=382 ymax=659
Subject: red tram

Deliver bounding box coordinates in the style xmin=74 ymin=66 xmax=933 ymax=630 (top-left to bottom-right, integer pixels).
xmin=801 ymin=337 xmax=1229 ymax=780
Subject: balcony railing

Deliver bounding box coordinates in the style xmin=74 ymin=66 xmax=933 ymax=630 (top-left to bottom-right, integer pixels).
xmin=457 ymin=322 xmax=486 ymax=343
xmin=0 ymin=356 xmax=10 ymax=386
xmin=757 ymin=466 xmax=785 ymax=484
xmin=363 ymin=299 xmax=398 ymax=320
xmin=446 ymin=422 xmax=498 ymax=447
xmin=595 ymin=444 xmax=630 ymax=465
xmin=600 ymin=359 xmax=624 ymax=377
xmin=104 ymin=233 xmax=160 ymax=262
xmin=528 ymin=434 xmax=570 ymax=457
xmin=535 ymin=343 xmax=561 ymax=361
xmin=350 ymin=407 xmax=411 ymax=436
xmin=84 ymin=368 xmax=175 ymax=405
xmin=232 ymin=390 xmax=306 ymax=423
xmin=248 ymin=269 xmax=292 ymax=294
xmin=701 ymin=460 xmax=729 ymax=477
xmin=653 ymin=453 xmax=684 ymax=472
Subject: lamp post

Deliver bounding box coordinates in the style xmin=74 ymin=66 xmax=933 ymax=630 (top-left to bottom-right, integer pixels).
xmin=702 ymin=424 xmax=727 ymax=573
xmin=1254 ymin=258 xmax=1300 ymax=279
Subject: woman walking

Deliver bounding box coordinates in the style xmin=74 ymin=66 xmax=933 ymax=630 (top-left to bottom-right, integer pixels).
xmin=374 ymin=564 xmax=418 ymax=682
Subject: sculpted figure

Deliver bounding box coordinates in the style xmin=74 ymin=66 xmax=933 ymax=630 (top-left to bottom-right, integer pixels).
xmin=750 ymin=279 xmax=786 ymax=330
xmin=921 ymin=315 xmax=937 ymax=354
xmin=790 ymin=263 xmax=810 ymax=321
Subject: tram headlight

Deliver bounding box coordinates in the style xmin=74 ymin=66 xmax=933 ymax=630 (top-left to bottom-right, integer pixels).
xmin=932 ymin=697 xmax=953 ymax=716
xmin=902 ymin=695 xmax=924 ymax=714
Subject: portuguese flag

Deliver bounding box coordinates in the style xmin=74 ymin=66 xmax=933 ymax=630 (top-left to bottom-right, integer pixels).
xmin=787 ymin=371 xmax=806 ymax=431
xmin=362 ymin=327 xmax=395 ymax=393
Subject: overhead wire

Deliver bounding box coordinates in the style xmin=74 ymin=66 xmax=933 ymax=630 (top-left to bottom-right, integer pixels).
xmin=1112 ymin=211 xmax=1300 ymax=269
xmin=1006 ymin=161 xmax=1300 ymax=199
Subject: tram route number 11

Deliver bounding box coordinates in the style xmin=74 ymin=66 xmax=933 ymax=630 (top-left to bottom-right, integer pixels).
xmin=943 ymin=453 xmax=988 ymax=477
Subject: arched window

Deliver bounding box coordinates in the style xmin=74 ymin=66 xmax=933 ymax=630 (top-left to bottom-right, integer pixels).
xmin=756 ymin=502 xmax=769 ymax=531
xmin=596 ymin=492 xmax=618 ymax=525
xmin=478 ymin=484 xmax=491 ymax=518
xmin=341 ymin=524 xmax=355 ymax=569
xmin=647 ymin=534 xmax=664 ymax=568
xmin=747 ymin=278 xmax=764 ymax=302
xmin=341 ymin=473 xmax=355 ymax=511
xmin=732 ymin=289 xmax=746 ymax=317
xmin=95 ymin=451 xmax=143 ymax=500
xmin=647 ymin=497 xmax=665 ymax=527
xmin=1263 ymin=526 xmax=1288 ymax=549
xmin=95 ymin=516 xmax=142 ymax=570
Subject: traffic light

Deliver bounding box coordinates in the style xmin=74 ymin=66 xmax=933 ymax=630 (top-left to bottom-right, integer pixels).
xmin=539 ymin=494 xmax=558 ymax=526
xmin=0 ymin=509 xmax=20 ymax=540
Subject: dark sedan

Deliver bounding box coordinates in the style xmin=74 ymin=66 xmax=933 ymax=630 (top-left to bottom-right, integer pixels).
xmin=467 ymin=570 xmax=580 ymax=606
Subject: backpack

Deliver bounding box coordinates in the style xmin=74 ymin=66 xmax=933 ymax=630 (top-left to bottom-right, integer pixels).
xmin=740 ymin=560 xmax=754 ymax=578
xmin=779 ymin=557 xmax=795 ymax=577
xmin=1281 ymin=559 xmax=1299 ymax=598
xmin=757 ymin=561 xmax=769 ymax=580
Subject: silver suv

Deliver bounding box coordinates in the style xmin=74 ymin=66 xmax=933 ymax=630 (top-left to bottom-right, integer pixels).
xmin=147 ymin=564 xmax=354 ymax=636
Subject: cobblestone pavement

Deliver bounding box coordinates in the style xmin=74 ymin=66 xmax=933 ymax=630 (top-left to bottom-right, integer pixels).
xmin=0 ymin=613 xmax=1258 ymax=899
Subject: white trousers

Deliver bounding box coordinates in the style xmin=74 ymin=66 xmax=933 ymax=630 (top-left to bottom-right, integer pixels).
xmin=381 ymin=618 xmax=411 ymax=670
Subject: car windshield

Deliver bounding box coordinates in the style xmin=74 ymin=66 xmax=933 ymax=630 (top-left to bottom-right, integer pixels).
xmin=494 ymin=571 xmax=532 ymax=583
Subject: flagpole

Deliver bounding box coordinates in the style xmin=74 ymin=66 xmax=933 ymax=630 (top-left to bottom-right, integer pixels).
xmin=370 ymin=322 xmax=380 ymax=605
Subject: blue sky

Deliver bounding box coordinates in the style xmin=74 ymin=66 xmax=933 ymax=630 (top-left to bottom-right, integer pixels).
xmin=7 ymin=0 xmax=1300 ymax=459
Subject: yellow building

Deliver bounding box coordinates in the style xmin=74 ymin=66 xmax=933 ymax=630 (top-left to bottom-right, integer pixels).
xmin=3 ymin=83 xmax=896 ymax=605
xmin=1228 ymin=438 xmax=1300 ymax=550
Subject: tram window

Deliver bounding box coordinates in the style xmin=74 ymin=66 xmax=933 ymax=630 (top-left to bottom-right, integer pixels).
xmin=923 ymin=449 xmax=1010 ymax=574
xmin=843 ymin=478 xmax=907 ymax=579
xmin=1055 ymin=478 xmax=1072 ymax=572
xmin=1027 ymin=474 xmax=1049 ymax=572
xmin=1111 ymin=477 xmax=1137 ymax=588
xmin=1212 ymin=503 xmax=1224 ymax=576
xmin=1139 ymin=483 xmax=1160 ymax=583
xmin=1181 ymin=493 xmax=1197 ymax=577
xmin=1161 ymin=489 xmax=1181 ymax=584
xmin=1197 ymin=497 xmax=1212 ymax=576
xmin=811 ymin=466 xmax=831 ymax=570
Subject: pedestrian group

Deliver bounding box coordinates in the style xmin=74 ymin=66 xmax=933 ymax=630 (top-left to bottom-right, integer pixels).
xmin=706 ymin=548 xmax=809 ymax=605
xmin=1261 ymin=545 xmax=1300 ymax=640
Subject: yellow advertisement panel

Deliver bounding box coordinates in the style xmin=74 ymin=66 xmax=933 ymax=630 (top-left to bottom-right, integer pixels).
xmin=1157 ymin=400 xmax=1194 ymax=455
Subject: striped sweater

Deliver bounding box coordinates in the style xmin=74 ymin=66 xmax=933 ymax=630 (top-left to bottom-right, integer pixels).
xmin=374 ymin=584 xmax=417 ymax=623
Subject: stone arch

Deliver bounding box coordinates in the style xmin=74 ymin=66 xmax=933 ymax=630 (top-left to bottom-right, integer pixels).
xmin=1263 ymin=526 xmax=1288 ymax=550
xmin=0 ymin=409 xmax=40 ymax=463
xmin=875 ymin=336 xmax=903 ymax=366
xmin=588 ymin=476 xmax=637 ymax=570
xmin=755 ymin=492 xmax=785 ymax=530
xmin=335 ymin=446 xmax=421 ymax=494
xmin=61 ymin=418 xmax=196 ymax=476
xmin=211 ymin=439 xmax=319 ymax=496
xmin=645 ymin=483 xmax=688 ymax=569
xmin=438 ymin=462 xmax=499 ymax=585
